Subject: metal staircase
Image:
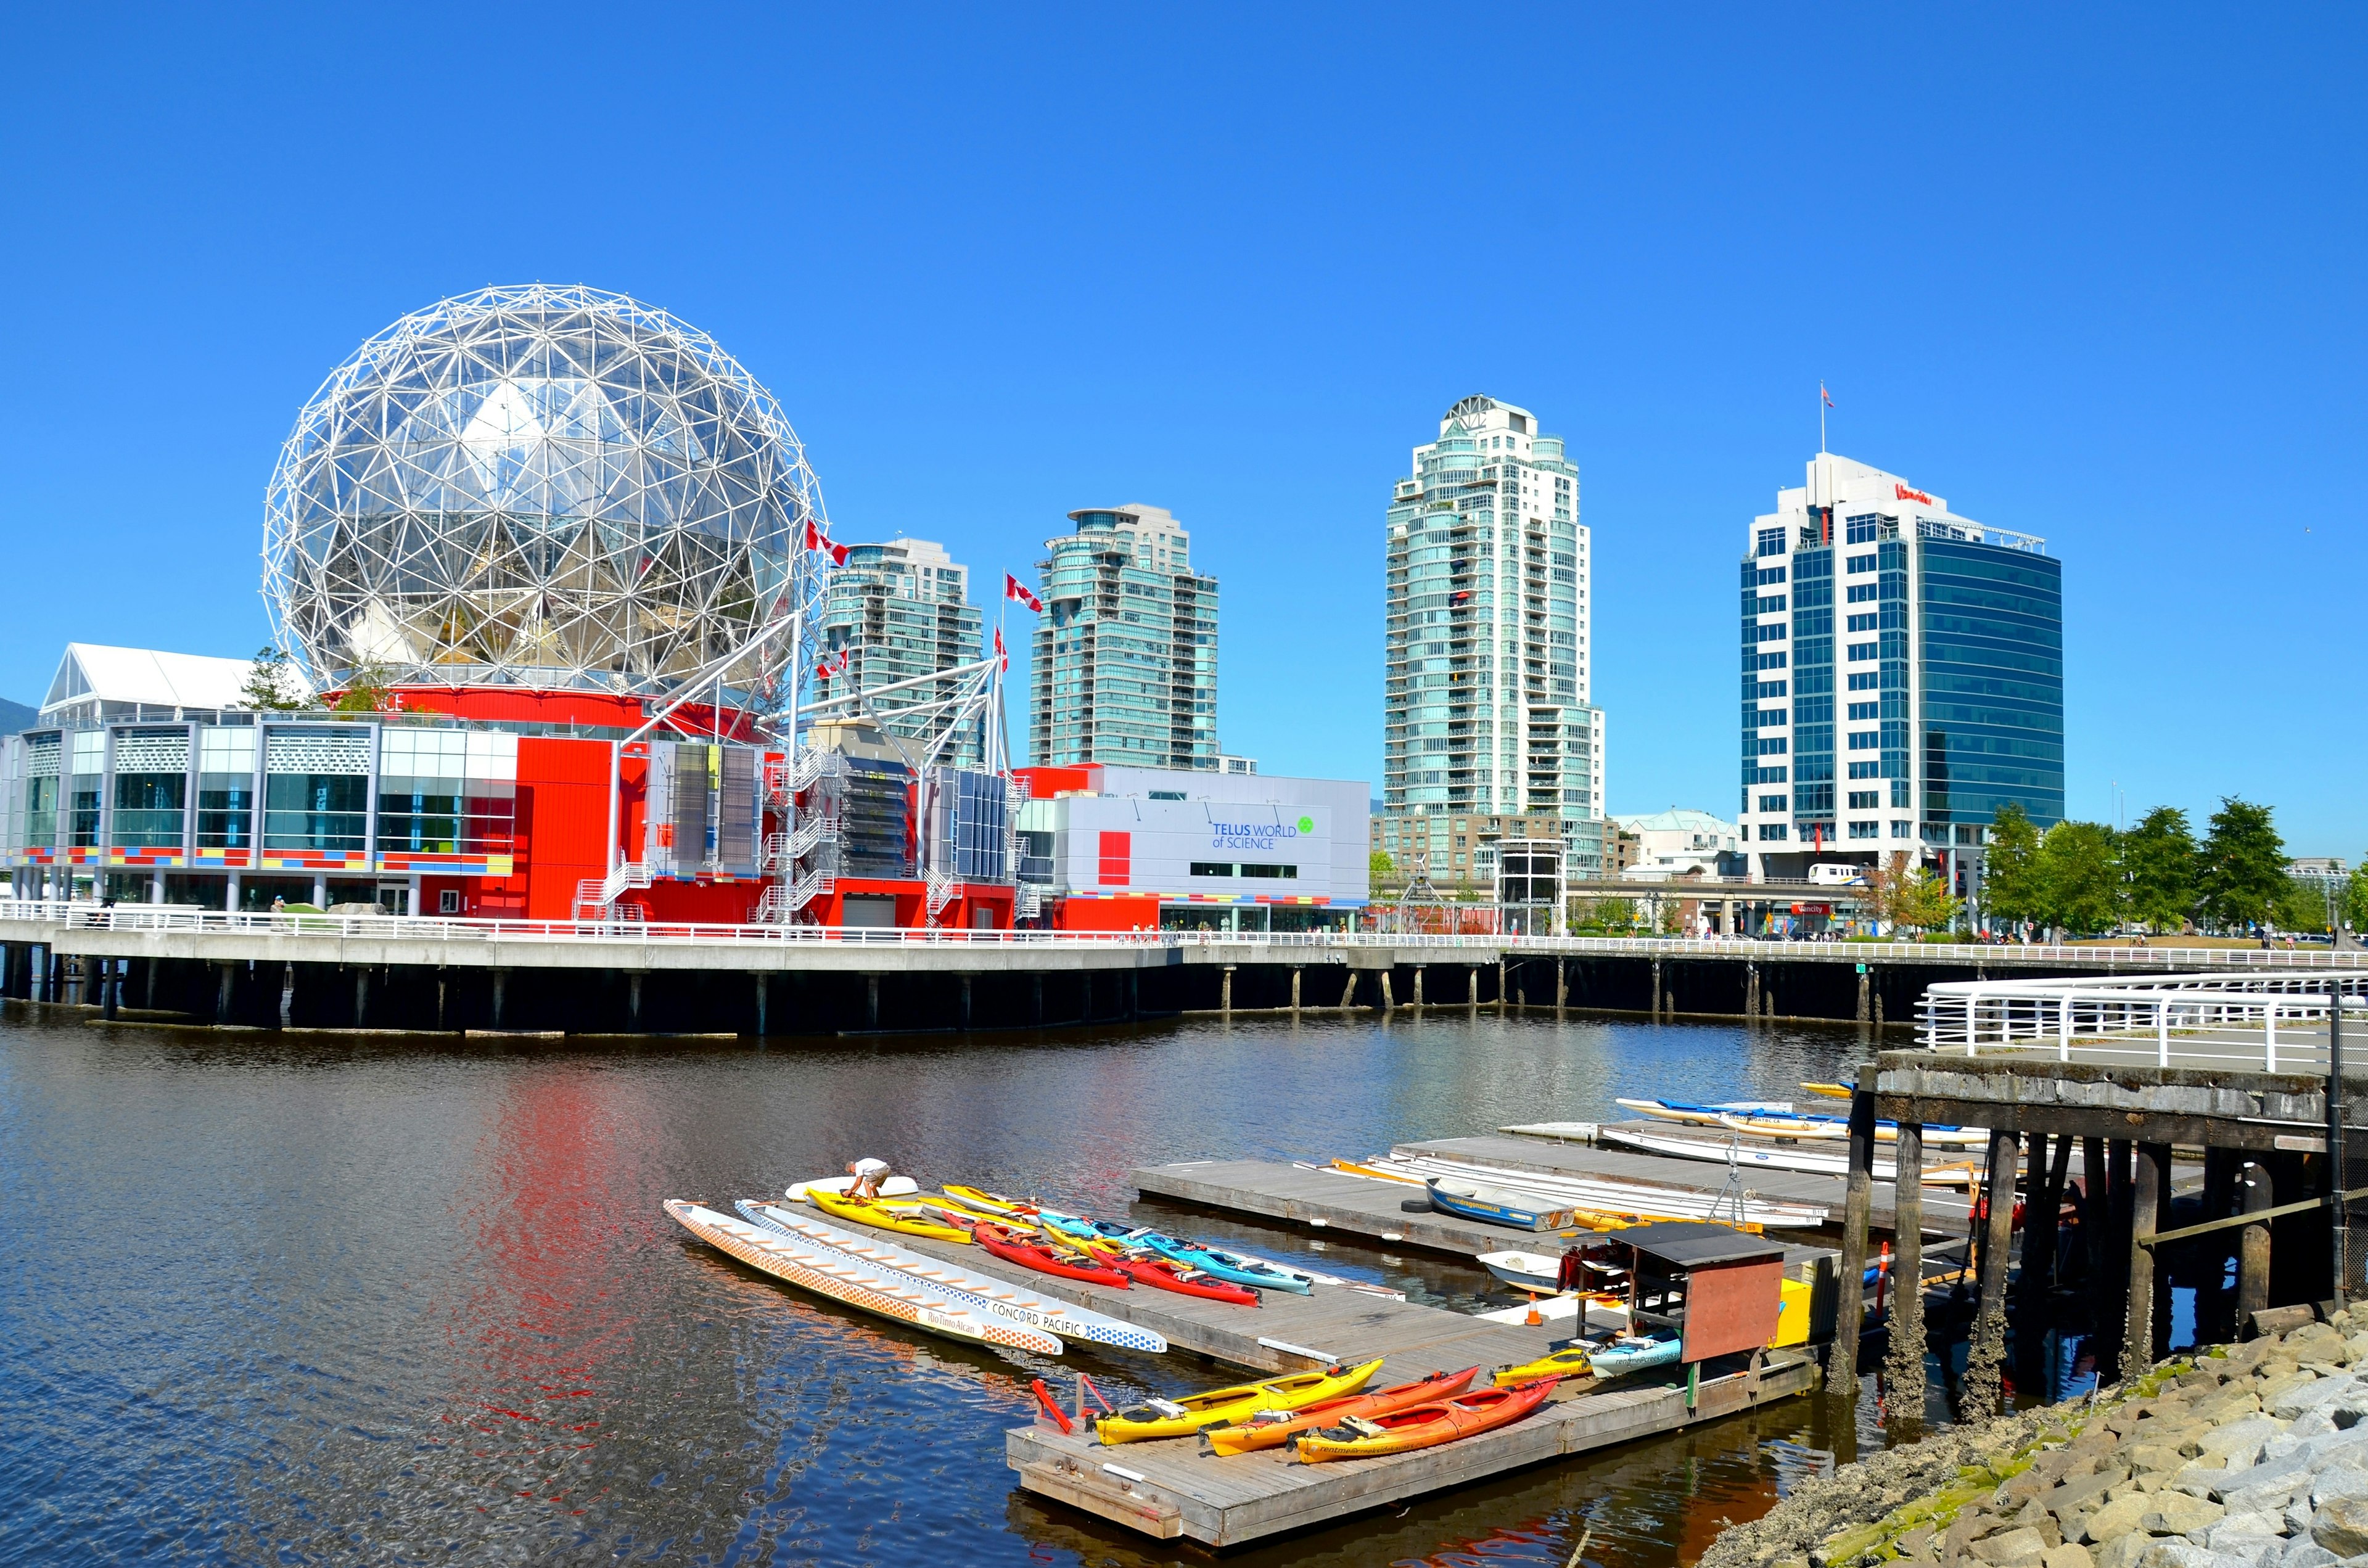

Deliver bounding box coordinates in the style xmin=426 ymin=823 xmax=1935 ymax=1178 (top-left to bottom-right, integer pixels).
xmin=574 ymin=861 xmax=652 ymax=920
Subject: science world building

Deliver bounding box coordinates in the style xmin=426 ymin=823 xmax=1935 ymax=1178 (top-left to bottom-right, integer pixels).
xmin=0 ymin=285 xmax=1019 ymax=927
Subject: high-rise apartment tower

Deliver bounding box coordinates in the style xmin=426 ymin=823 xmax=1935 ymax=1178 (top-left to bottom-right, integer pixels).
xmin=1738 ymin=452 xmax=2063 ymax=890
xmin=1029 ymin=504 xmax=1219 ymax=770
xmin=1380 ymin=396 xmax=1605 ymax=877
xmin=816 ymin=536 xmax=986 ymax=766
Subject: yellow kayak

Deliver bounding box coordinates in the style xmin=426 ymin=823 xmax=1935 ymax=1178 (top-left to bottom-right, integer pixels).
xmin=1492 ymin=1345 xmax=1594 ymax=1385
xmin=806 ymin=1188 xmax=973 ymax=1243
xmin=1799 ymin=1081 xmax=1852 ymax=1101
xmin=1095 ymin=1358 xmax=1384 ymax=1445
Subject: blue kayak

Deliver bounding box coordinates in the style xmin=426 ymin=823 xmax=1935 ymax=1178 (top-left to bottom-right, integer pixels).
xmin=1584 ymin=1334 xmax=1683 ymax=1377
xmin=1133 ymin=1234 xmax=1314 ymax=1295
xmin=1038 ymin=1211 xmax=1315 ymax=1294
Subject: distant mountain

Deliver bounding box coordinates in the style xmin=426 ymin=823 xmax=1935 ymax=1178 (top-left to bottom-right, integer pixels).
xmin=0 ymin=698 xmax=33 ymax=734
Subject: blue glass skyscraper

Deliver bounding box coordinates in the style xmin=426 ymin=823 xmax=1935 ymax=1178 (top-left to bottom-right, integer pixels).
xmin=1738 ymin=453 xmax=2062 ymax=894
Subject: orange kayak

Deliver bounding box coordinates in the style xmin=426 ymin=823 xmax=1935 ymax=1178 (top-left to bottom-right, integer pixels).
xmin=1204 ymin=1366 xmax=1479 ymax=1456
xmin=1293 ymin=1376 xmax=1560 ymax=1462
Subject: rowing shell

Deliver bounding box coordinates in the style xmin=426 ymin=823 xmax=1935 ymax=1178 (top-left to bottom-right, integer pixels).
xmin=665 ymin=1201 xmax=1066 ymax=1356
xmin=737 ymin=1199 xmax=1169 ymax=1355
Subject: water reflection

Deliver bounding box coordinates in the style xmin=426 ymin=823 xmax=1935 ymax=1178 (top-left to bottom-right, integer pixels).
xmin=0 ymin=1004 xmax=1879 ymax=1565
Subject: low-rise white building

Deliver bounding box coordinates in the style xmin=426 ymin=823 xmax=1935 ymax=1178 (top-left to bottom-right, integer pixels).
xmin=1014 ymin=761 xmax=1366 ymax=932
xmin=1611 ymin=808 xmax=1744 ymax=880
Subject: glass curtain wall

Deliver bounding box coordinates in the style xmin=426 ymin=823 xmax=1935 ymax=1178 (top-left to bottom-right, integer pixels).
xmin=1790 ymin=547 xmax=1835 ymax=841
xmin=26 ymin=736 xmax=60 ymax=853
xmin=263 ymin=730 xmax=369 ymax=852
xmin=68 ymin=731 xmax=104 ymax=848
xmin=110 ymin=730 xmax=190 ymax=848
xmin=1917 ymin=538 xmax=2065 ymax=829
xmin=196 ymin=728 xmax=257 ymax=848
xmin=376 ymin=731 xmax=516 ymax=855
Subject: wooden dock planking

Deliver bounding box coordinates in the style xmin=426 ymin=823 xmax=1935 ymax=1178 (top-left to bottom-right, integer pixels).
xmin=1390 ymin=1130 xmax=1978 ymax=1232
xmin=881 ymin=1215 xmax=1561 ymax=1374
xmin=1006 ymin=1347 xmax=1822 ymax=1546
xmin=1132 ymin=1158 xmax=1587 ymax=1256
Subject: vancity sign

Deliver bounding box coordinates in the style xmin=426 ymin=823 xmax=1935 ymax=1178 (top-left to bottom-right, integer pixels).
xmin=1894 ymin=483 xmax=1936 ymax=506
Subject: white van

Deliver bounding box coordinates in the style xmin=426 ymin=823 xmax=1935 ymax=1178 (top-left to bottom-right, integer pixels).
xmin=1807 ymin=862 xmax=1868 ymax=887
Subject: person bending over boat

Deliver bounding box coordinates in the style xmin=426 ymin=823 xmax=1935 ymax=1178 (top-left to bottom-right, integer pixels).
xmin=845 ymin=1157 xmax=892 ymax=1199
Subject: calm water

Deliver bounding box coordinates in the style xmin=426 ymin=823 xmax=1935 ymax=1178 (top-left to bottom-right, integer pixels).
xmin=0 ymin=1003 xmax=1888 ymax=1566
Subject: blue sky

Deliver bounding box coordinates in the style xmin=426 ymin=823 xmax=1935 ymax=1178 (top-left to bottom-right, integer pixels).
xmin=2 ymin=7 xmax=2361 ymax=853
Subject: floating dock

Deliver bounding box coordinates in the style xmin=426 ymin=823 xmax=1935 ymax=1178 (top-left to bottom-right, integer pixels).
xmin=1132 ymin=1125 xmax=1997 ymax=1257
xmin=1007 ymin=1347 xmax=1819 ymax=1546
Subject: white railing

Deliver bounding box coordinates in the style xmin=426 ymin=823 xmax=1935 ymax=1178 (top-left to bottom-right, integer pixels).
xmin=1919 ymin=971 xmax=2368 ymax=1070
xmin=5 ymin=898 xmax=2367 ymax=970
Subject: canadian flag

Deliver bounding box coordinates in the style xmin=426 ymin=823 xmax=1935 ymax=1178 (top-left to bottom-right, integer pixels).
xmin=993 ymin=625 xmax=1007 ymax=673
xmin=804 ymin=519 xmax=849 ymax=565
xmin=1004 ymin=573 xmax=1042 ymax=612
xmin=815 ymin=647 xmax=851 ymax=680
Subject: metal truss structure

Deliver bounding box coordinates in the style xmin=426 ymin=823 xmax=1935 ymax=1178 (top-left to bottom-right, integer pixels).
xmin=263 ymin=284 xmax=828 ymax=715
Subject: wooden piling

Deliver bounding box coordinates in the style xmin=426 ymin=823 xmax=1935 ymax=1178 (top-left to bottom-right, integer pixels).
xmin=2015 ymin=1133 xmax=2070 ymax=1390
xmin=1409 ymin=967 xmax=1422 ymax=1008
xmin=1963 ymin=1128 xmax=2020 ymax=1419
xmin=1885 ymin=1120 xmax=1927 ymax=1429
xmin=1828 ymin=1084 xmax=1878 ymax=1409
xmin=2128 ymin=1143 xmax=2164 ymax=1370
xmin=1289 ymin=967 xmax=1300 ymax=1015
xmin=2239 ymin=1160 xmax=2274 ymax=1328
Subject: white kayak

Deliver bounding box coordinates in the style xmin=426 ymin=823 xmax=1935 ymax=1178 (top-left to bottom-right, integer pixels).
xmin=665 ymin=1201 xmax=1066 ymax=1356
xmin=738 ymin=1199 xmax=1169 ymax=1355
xmin=1597 ymin=1125 xmax=1978 ymax=1186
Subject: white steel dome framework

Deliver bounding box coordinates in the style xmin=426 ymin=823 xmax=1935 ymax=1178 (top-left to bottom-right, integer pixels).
xmin=263 ymin=284 xmax=826 ymax=710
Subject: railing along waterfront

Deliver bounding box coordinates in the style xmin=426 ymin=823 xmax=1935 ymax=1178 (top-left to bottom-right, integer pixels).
xmin=1919 ymin=971 xmax=2368 ymax=1070
xmin=1 ymin=899 xmax=2362 ymax=971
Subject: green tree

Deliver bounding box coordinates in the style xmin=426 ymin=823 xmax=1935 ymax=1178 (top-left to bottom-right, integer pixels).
xmin=331 ymin=662 xmax=393 ymax=714
xmin=2120 ymin=807 xmax=2198 ymax=934
xmin=1594 ymin=896 xmax=1638 ymax=931
xmin=2344 ymin=862 xmax=2368 ymax=938
xmin=1369 ymin=850 xmax=1397 ymax=887
xmin=1892 ymin=868 xmax=1963 ymax=935
xmin=2031 ymin=821 xmax=2121 ymax=934
xmin=2198 ymin=797 xmax=2285 ymax=931
xmin=1983 ymin=804 xmax=2043 ymax=927
xmin=237 ymin=646 xmax=310 ymax=712
xmin=2275 ymin=874 xmax=2332 ymax=934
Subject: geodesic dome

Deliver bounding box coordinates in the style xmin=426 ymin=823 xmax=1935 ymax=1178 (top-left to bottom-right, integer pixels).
xmin=263 ymin=283 xmax=825 ymax=704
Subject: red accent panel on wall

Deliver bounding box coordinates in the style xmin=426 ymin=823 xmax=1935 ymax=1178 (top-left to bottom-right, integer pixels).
xmin=1096 ymin=831 xmax=1130 ymax=887
xmin=518 ymin=737 xmax=610 ymax=919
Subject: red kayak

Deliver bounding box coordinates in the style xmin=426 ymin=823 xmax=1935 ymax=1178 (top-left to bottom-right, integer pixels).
xmin=1205 ymin=1366 xmax=1481 ymax=1455
xmin=1117 ymin=1252 xmax=1261 ymax=1305
xmin=1294 ymin=1377 xmax=1561 ymax=1462
xmin=973 ymin=1222 xmax=1133 ymax=1289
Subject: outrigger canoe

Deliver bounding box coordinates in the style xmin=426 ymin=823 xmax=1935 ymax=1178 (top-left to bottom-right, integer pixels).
xmin=1293 ymin=1377 xmax=1559 ymax=1462
xmin=665 ymin=1201 xmax=1064 ymax=1356
xmin=1096 ymin=1359 xmax=1384 ymax=1445
xmin=735 ymin=1201 xmax=1168 ymax=1354
xmin=1203 ymin=1367 xmax=1479 ymax=1456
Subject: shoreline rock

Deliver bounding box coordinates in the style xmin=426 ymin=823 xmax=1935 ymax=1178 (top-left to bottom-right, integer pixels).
xmin=1701 ymin=1310 xmax=2368 ymax=1568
